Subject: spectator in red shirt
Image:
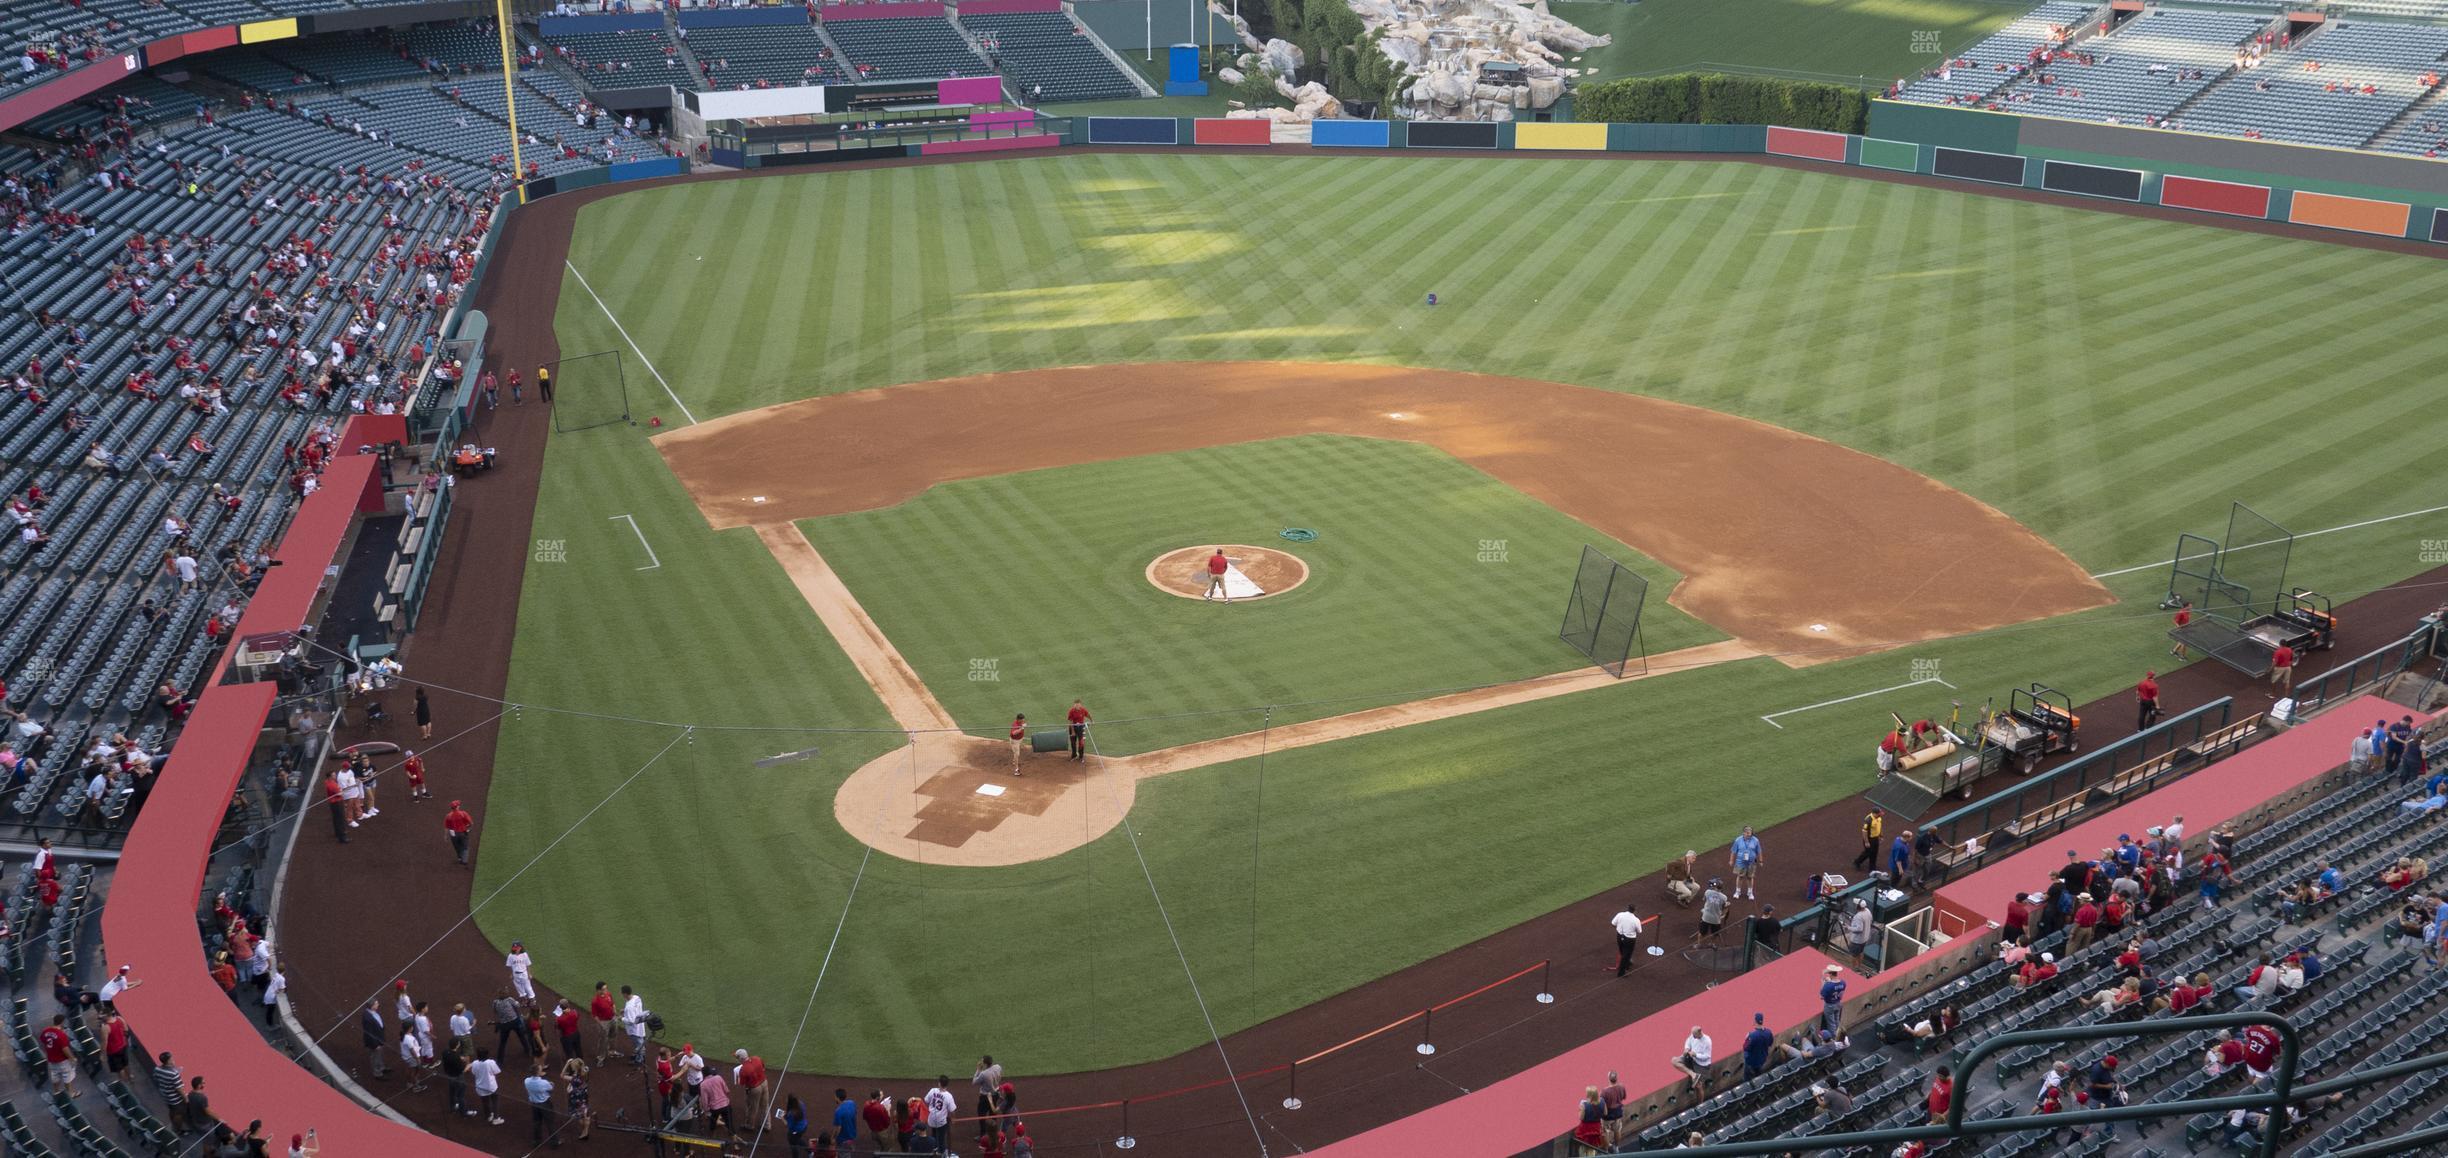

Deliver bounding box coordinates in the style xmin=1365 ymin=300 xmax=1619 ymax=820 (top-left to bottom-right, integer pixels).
xmin=323 ymin=773 xmax=350 ymax=844
xmin=734 ymin=1049 xmax=768 ymax=1118
xmin=38 ymin=1014 xmax=76 ymax=1095
xmin=555 ymin=1001 xmax=583 ymax=1060
xmin=445 ymin=800 xmax=474 ymax=865
xmin=1924 ymin=1065 xmax=1954 ymax=1123
xmin=2016 ymin=953 xmax=2059 ymax=988
xmin=2069 ymin=894 xmax=2102 ymax=953
xmin=1066 ymin=699 xmax=1091 ymax=761
xmin=589 ymin=983 xmax=618 ymax=1067
xmin=2003 ymin=893 xmax=2036 ymax=944
xmin=861 ymin=1091 xmax=894 ymax=1152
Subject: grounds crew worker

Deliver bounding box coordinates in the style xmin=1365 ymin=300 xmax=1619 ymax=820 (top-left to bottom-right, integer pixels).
xmin=537 ymin=364 xmax=553 ymax=404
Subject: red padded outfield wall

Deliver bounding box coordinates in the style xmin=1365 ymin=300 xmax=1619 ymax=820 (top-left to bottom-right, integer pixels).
xmin=2158 ymin=174 xmax=2272 ymax=219
xmin=1194 ymin=117 xmax=1271 ymax=145
xmin=1765 ymin=125 xmax=1848 ymax=162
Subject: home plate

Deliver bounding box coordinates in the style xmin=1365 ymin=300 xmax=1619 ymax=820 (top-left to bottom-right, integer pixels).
xmin=974 ymin=783 xmax=1007 ymax=798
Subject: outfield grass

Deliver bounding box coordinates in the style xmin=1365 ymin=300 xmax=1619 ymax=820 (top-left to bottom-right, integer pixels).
xmin=805 ymin=435 xmax=1719 ymax=753
xmin=1553 ymin=0 xmax=2025 ymax=86
xmin=484 ymin=152 xmax=2448 ymax=1075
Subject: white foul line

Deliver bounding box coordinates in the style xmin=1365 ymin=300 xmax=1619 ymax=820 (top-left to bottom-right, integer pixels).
xmin=2089 ymin=502 xmax=2448 ymax=580
xmin=610 ymin=513 xmax=660 ymax=570
xmin=564 ymin=259 xmax=699 ymax=426
xmin=1761 ymin=676 xmax=1954 ymax=730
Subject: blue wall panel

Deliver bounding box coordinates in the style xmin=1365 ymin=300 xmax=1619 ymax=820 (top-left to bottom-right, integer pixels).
xmin=1085 ymin=116 xmax=1179 ymax=145
xmin=1309 ymin=119 xmax=1389 ymax=148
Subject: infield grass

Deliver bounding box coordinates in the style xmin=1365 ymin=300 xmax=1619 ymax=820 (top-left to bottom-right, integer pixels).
xmin=480 ymin=151 xmax=2448 ymax=1076
xmin=804 ymin=435 xmax=1720 ymax=754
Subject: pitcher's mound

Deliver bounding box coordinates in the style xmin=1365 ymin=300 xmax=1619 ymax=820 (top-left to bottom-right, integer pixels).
xmin=1148 ymin=545 xmax=1310 ymax=601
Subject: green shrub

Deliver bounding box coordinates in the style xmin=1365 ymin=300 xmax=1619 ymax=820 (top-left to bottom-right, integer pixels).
xmin=1575 ymin=73 xmax=1869 ymax=133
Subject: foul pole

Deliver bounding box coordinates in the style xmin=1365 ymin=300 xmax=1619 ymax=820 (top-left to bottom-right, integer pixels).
xmin=494 ymin=0 xmax=528 ymax=204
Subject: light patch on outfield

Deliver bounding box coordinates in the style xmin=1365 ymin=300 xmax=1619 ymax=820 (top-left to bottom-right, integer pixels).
xmin=1158 ymin=322 xmax=1371 ymax=343
xmin=1085 ymin=229 xmax=1247 ymax=267
xmin=951 ymin=279 xmax=1203 ymax=330
xmin=1876 ymin=265 xmax=1984 ymax=281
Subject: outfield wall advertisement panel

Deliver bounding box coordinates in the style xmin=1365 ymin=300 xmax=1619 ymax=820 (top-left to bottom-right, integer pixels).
xmin=2158 ymin=174 xmax=2271 ymax=218
xmin=1932 ymin=146 xmax=2027 ymax=186
xmin=2015 ymin=115 xmax=2448 ymax=202
xmin=2288 ymin=189 xmax=2412 ymax=236
xmin=1765 ymin=126 xmax=1848 ymax=162
xmin=1193 ymin=118 xmax=1272 ymax=145
xmin=1086 ymin=116 xmax=1179 ymax=145
xmin=2040 ymin=159 xmax=2143 ymax=201
xmin=1857 ymin=137 xmax=1920 ymax=172
xmin=1309 ymin=119 xmax=1389 ymax=148
xmin=1406 ymin=121 xmax=1499 ymax=149
xmin=1514 ymin=122 xmax=1607 ymax=151
xmin=2432 ymin=207 xmax=2448 ymax=243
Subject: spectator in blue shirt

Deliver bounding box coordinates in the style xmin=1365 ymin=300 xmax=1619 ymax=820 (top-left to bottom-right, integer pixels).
xmin=833 ymin=1089 xmax=859 ymax=1148
xmin=1818 ymin=965 xmax=1847 ymax=1035
xmin=2317 ymin=863 xmax=2342 ymax=894
xmin=1730 ymin=827 xmax=1763 ymax=900
xmin=1888 ymin=831 xmax=1912 ymax=879
xmin=1741 ymin=1013 xmax=1775 ymax=1080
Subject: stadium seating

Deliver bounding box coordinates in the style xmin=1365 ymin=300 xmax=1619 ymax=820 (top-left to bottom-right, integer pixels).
xmin=821 ymin=14 xmax=993 ymax=81
xmin=2000 ymin=9 xmax=2271 ymax=125
xmin=396 ymin=19 xmax=524 ymax=74
xmin=683 ymin=23 xmax=851 ymax=89
xmin=1672 ymin=745 xmax=2448 ymax=1156
xmin=545 ymin=27 xmax=693 ymax=81
xmin=960 ymin=12 xmax=1145 ymax=102
xmin=1895 ymin=1 xmax=2095 ymax=106
xmin=2177 ymin=20 xmax=2448 ymax=146
xmin=261 ymin=32 xmax=439 ymax=87
xmin=197 ymin=49 xmax=332 ymax=95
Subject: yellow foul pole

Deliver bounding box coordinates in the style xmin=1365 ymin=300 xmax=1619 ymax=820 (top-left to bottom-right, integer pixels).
xmin=495 ymin=0 xmax=527 ymax=204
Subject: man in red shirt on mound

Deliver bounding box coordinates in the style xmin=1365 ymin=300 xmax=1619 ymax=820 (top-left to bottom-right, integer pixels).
xmin=1204 ymin=548 xmax=1230 ymax=603
xmin=1066 ymin=699 xmax=1091 ymax=762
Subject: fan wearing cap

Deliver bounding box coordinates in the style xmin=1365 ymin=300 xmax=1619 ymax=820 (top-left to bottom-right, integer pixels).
xmin=445 ymin=800 xmax=474 ymax=866
xmin=1817 ymin=964 xmax=1847 ymax=1036
xmin=96 ymin=964 xmax=141 ymax=1012
xmin=2002 ymin=892 xmax=2036 ymax=945
xmin=1696 ymin=879 xmax=1730 ymax=947
xmin=1740 ymin=1013 xmax=1775 ymax=1080
xmin=2084 ymin=1055 xmax=2124 ymax=1136
xmin=2015 ymin=952 xmax=2059 ymax=989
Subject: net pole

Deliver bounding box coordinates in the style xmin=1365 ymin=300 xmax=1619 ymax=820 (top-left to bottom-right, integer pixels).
xmin=494 ymin=0 xmax=526 ymax=204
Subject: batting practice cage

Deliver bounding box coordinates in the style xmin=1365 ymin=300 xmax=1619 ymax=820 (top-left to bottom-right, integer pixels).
xmin=2163 ymin=502 xmax=2298 ymax=673
xmin=548 ymin=349 xmax=631 ymax=433
xmin=2165 ymin=502 xmax=2296 ymax=622
xmin=1559 ymin=545 xmax=1649 ymax=677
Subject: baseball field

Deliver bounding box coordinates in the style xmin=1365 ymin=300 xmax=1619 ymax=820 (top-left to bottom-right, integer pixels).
xmin=470 ymin=150 xmax=2448 ymax=1079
